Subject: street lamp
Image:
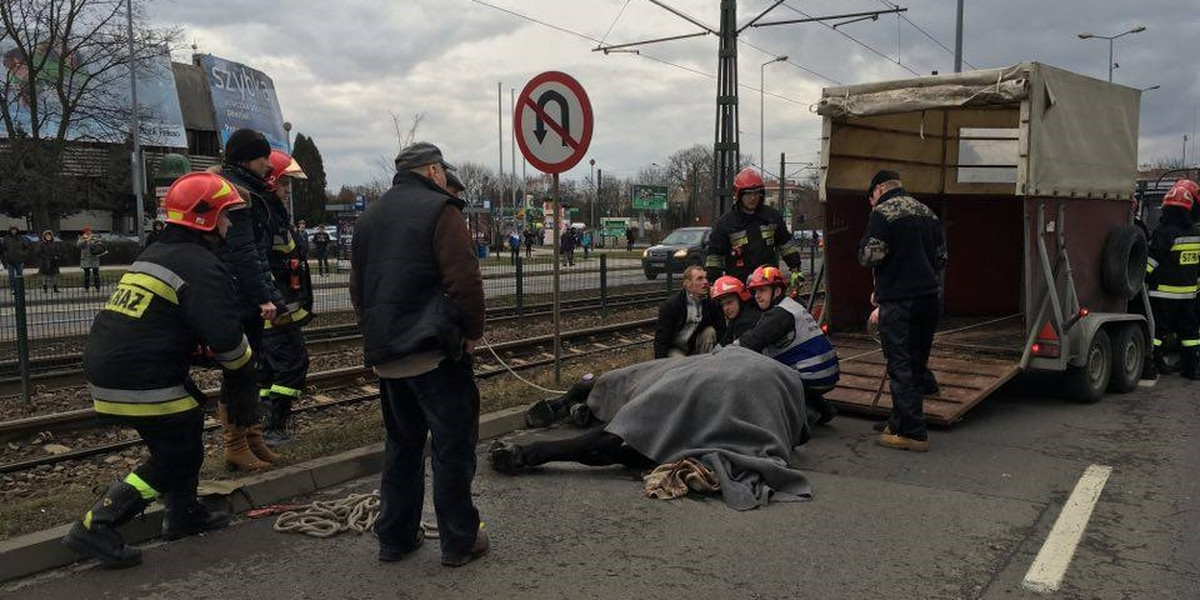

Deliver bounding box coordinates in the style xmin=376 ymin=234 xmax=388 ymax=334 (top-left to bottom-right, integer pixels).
xmin=1139 ymin=84 xmax=1160 ymax=92
xmin=283 ymin=121 xmax=294 ymax=220
xmin=761 ymin=55 xmax=788 ymax=176
xmin=1078 ymin=25 xmax=1146 ymax=82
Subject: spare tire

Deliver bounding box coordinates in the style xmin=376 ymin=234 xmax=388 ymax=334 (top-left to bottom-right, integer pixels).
xmin=1101 ymin=225 xmax=1147 ymax=300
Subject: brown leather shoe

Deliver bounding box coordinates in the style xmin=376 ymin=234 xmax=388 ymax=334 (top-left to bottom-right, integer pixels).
xmin=219 ymin=404 xmax=269 ymax=471
xmin=442 ymin=526 xmax=489 ymax=567
xmin=245 ymin=424 xmax=281 ymax=463
xmin=877 ymin=433 xmax=929 ymax=452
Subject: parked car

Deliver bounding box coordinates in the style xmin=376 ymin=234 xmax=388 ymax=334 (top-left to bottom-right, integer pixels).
xmin=640 ymin=226 xmax=711 ymax=280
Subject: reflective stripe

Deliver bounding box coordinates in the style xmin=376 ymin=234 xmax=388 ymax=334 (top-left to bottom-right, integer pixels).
xmin=124 ymin=472 xmax=158 ymax=500
xmin=1183 ymin=339 xmax=1200 ymax=348
xmin=260 ymin=388 xmax=271 ymax=397
xmin=791 ymin=349 xmax=839 ymax=370
xmin=270 ymin=384 xmax=302 ymax=397
xmin=1154 ymin=283 xmax=1200 ymax=294
xmin=213 ymin=336 xmax=250 ymax=363
xmin=1172 ymin=243 xmax=1200 ymax=252
xmin=1145 ymin=263 xmax=1155 ymax=274
xmin=121 ymin=273 xmax=178 ymax=305
xmin=778 ymin=238 xmax=802 ymax=258
xmin=221 ymin=345 xmax=253 ymax=370
xmin=273 ymin=238 xmax=296 ymax=253
xmin=1148 ymin=290 xmax=1198 ymax=300
xmin=90 ymin=383 xmax=191 ymax=403
xmin=1153 ymin=338 xmax=1164 ymax=347
xmin=1171 ymin=235 xmax=1200 ymax=244
xmin=94 ymin=396 xmax=199 ymax=417
xmin=705 ymin=255 xmax=724 ymax=268
xmin=130 ymin=261 xmax=185 ymax=291
xmin=799 ymin=364 xmax=840 ymax=381
xmin=264 ymin=307 xmax=310 ymax=329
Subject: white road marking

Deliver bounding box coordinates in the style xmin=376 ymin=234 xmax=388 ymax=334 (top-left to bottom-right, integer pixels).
xmin=1022 ymin=464 xmax=1113 ymax=593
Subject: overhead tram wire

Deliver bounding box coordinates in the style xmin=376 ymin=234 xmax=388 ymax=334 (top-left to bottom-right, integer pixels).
xmin=466 ymin=0 xmax=814 ymax=106
xmin=600 ymin=0 xmax=633 ymax=46
xmin=875 ymin=0 xmax=979 ymax=70
xmin=779 ymin=1 xmax=921 ymax=76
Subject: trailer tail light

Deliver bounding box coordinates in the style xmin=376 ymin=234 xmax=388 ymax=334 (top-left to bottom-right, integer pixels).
xmin=1032 ymin=321 xmax=1061 ymax=358
xmin=1078 ymin=307 xmax=1089 ymax=318
xmin=821 ymin=323 xmax=829 ymax=334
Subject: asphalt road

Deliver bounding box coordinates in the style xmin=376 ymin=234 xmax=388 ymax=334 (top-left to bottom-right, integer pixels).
xmin=4 ymin=371 xmax=1195 ymax=599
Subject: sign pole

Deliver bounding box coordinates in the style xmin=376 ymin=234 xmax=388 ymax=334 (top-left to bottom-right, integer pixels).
xmin=552 ymin=172 xmax=562 ymax=385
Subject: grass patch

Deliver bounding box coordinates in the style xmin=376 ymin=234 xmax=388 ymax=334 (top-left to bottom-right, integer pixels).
xmin=0 ymin=482 xmax=95 ymax=539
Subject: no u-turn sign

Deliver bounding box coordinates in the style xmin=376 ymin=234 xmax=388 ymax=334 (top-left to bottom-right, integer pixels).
xmin=514 ymin=71 xmax=593 ymax=174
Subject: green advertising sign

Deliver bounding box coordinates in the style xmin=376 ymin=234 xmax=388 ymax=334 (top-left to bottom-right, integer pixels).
xmin=631 ymin=184 xmax=669 ymax=210
xmin=601 ymin=218 xmax=627 ymax=237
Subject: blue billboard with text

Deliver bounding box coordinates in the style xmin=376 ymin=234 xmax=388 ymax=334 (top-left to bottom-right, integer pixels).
xmin=197 ymin=54 xmax=287 ymax=151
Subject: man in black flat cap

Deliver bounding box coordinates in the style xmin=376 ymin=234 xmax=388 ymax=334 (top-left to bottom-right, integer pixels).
xmin=350 ymin=142 xmax=489 ymax=567
xmin=858 ymin=170 xmax=946 ymax=453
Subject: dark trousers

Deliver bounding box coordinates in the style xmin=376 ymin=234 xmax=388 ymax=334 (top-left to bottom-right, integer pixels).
xmin=258 ymin=325 xmax=310 ymax=397
xmin=315 ymin=250 xmax=330 ymax=275
xmin=376 ymin=356 xmax=481 ymax=556
xmin=129 ymin=411 xmax=205 ymax=497
xmin=1150 ymin=297 xmax=1200 ymax=346
xmin=3 ymin=262 xmax=21 ymax=290
xmin=523 ymin=428 xmax=654 ymax=469
xmin=82 ymin=267 xmax=100 ymax=290
xmin=879 ymin=295 xmax=940 ymax=441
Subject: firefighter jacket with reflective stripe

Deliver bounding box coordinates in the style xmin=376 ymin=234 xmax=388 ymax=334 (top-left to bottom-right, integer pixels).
xmin=705 ymin=204 xmax=801 ymax=283
xmin=736 ymin=296 xmax=840 ymax=390
xmin=83 ymin=228 xmax=252 ymax=420
xmin=1146 ymin=221 xmax=1200 ymax=300
xmin=263 ymin=196 xmax=314 ymax=329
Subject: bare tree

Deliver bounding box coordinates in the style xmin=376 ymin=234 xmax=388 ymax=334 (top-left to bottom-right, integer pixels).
xmin=373 ymin=111 xmax=426 ymax=184
xmin=0 ymin=0 xmax=177 ymax=230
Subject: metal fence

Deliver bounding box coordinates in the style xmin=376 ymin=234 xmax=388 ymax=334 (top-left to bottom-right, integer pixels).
xmin=0 ymin=251 xmax=680 ymax=397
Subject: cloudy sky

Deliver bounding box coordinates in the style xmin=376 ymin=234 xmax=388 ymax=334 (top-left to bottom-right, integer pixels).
xmin=150 ymin=0 xmax=1198 ymax=189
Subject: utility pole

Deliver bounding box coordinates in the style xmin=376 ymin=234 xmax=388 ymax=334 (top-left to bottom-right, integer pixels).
xmin=780 ymin=152 xmax=786 ymax=222
xmin=497 ymin=82 xmax=504 ymax=205
xmin=595 ymin=1 xmax=906 ymax=218
xmin=510 ymin=87 xmax=517 ymax=210
xmin=954 ymin=0 xmax=964 ymax=72
xmin=126 ymin=0 xmax=144 ymax=243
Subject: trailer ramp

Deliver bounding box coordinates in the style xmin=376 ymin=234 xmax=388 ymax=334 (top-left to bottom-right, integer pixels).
xmin=825 ymin=316 xmax=1024 ymax=425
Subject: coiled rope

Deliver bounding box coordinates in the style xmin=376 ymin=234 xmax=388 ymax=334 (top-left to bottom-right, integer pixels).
xmin=272 ymin=490 xmax=440 ymax=539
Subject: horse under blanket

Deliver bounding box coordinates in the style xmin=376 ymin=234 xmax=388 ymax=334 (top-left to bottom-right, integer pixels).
xmin=586 ymin=345 xmax=813 ymax=510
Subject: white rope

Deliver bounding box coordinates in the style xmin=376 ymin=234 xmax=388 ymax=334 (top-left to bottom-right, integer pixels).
xmin=480 ymin=336 xmax=568 ymax=395
xmin=273 ymin=490 xmax=440 ymax=539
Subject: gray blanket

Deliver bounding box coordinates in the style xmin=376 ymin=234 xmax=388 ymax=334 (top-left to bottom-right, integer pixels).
xmin=587 ymin=345 xmax=812 ymax=510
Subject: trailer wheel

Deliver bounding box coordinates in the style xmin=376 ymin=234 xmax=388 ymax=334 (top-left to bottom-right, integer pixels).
xmin=1064 ymin=329 xmax=1112 ymax=403
xmin=1107 ymin=323 xmax=1144 ymax=394
xmin=1100 ymin=225 xmax=1147 ymax=300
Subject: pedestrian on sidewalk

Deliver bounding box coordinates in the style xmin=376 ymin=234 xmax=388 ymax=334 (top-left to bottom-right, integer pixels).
xmin=350 ymin=141 xmax=489 ymax=567
xmin=581 ymin=228 xmax=593 ymax=259
xmin=2 ymin=225 xmax=28 ymax=290
xmin=295 ymin=218 xmax=311 ymax=259
xmin=625 ymin=226 xmax=636 ymax=252
xmin=35 ymin=230 xmax=61 ymax=293
xmin=312 ymin=225 xmax=331 ymax=276
xmin=523 ymin=228 xmax=534 ymax=259
xmin=508 ymin=230 xmax=520 ymax=266
xmin=76 ymin=226 xmax=107 ymax=291
xmin=859 ymin=170 xmax=947 ymax=453
xmin=560 ymin=227 xmax=576 ymax=267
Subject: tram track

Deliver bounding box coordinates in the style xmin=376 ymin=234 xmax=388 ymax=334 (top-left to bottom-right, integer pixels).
xmin=0 ymin=289 xmax=668 ymax=396
xmin=0 ymin=317 xmax=656 ymax=474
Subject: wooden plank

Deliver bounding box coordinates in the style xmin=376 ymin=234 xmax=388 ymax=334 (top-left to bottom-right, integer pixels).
xmin=837 ymin=363 xmax=1004 ymax=392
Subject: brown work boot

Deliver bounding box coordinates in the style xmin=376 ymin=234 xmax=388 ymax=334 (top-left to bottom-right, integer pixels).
xmin=441 ymin=526 xmax=489 ymax=567
xmin=245 ymin=424 xmax=281 ymax=463
xmin=877 ymin=433 xmax=929 ymax=453
xmin=218 ymin=404 xmax=269 ymax=471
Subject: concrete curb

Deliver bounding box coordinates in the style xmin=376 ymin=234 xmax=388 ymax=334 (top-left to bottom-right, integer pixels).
xmin=0 ymin=404 xmax=528 ymax=583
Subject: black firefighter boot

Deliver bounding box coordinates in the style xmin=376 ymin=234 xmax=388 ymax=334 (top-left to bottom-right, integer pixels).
xmin=1183 ymin=348 xmax=1200 ymax=381
xmin=263 ymin=394 xmax=293 ymax=446
xmin=162 ymin=487 xmax=231 ymax=541
xmin=62 ymin=481 xmax=150 ymax=569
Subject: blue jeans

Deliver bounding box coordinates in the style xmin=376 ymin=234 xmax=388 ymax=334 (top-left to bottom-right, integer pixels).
xmin=375 ymin=356 xmax=481 ymax=556
xmin=4 ymin=262 xmax=21 ymax=291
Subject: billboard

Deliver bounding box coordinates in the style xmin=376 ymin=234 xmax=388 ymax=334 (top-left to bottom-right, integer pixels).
xmin=631 ymin=184 xmax=669 ymax=210
xmin=0 ymin=43 xmax=186 ymax=146
xmin=197 ymin=54 xmax=288 ymax=151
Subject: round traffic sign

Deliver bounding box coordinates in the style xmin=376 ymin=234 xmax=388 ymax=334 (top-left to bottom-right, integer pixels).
xmin=514 ymin=71 xmax=593 ymax=174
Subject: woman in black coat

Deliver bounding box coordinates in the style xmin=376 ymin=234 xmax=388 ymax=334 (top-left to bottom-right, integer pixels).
xmin=34 ymin=230 xmax=61 ymax=292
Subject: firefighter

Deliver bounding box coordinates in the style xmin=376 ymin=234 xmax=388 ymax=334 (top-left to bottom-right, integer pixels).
xmin=62 ymin=173 xmax=260 ymax=569
xmin=258 ymin=150 xmax=315 ymax=444
xmin=709 ymin=275 xmax=761 ymax=347
xmin=735 ymin=265 xmax=840 ymax=425
xmin=1146 ymin=179 xmax=1200 ymax=379
xmin=705 ymin=167 xmax=804 ymax=284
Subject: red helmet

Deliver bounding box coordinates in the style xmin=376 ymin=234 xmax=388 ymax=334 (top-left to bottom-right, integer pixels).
xmin=1162 ymin=179 xmax=1199 ymax=211
xmin=732 ymin=167 xmax=764 ymax=199
xmin=164 ymin=173 xmax=245 ymax=232
xmin=710 ymin=275 xmax=750 ymax=302
xmin=266 ymin=149 xmax=307 ymax=191
xmin=746 ymin=265 xmax=787 ymax=290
